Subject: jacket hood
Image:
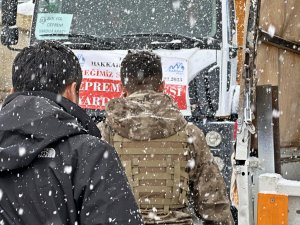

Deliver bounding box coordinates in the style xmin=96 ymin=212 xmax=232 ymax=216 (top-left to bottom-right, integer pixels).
xmin=0 ymin=92 xmax=100 ymax=172
xmin=105 ymin=91 xmax=187 ymax=140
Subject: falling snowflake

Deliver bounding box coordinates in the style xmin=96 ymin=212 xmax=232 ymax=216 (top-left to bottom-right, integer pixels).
xmin=64 ymin=166 xmax=72 ymax=174
xmin=19 ymin=147 xmax=26 ymax=157
xmin=272 ymin=109 xmax=281 ymax=118
xmin=267 ymin=24 xmax=276 ymax=38
xmin=124 ymin=9 xmax=131 ymax=14
xmin=187 ymin=158 xmax=195 ymax=169
xmin=148 ymin=212 xmax=160 ymax=221
xmin=172 ymin=0 xmax=181 ymax=10
xmin=18 ymin=208 xmax=24 ymax=215
xmin=189 ymin=15 xmax=197 ymax=28
xmin=187 ymin=137 xmax=195 ymax=144
xmin=56 ymin=94 xmax=62 ymax=102
xmin=124 ymin=77 xmax=129 ymax=85
xmin=103 ymin=151 xmax=109 ymax=159
xmin=108 ymin=217 xmax=116 ymax=222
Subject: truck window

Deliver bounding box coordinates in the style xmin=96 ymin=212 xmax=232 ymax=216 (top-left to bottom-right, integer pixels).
xmin=34 ymin=0 xmax=217 ymax=40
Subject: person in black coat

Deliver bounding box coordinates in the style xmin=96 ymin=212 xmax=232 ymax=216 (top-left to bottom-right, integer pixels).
xmin=0 ymin=41 xmax=143 ymax=225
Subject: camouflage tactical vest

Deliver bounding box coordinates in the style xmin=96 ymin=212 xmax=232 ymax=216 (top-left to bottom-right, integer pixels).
xmin=112 ymin=129 xmax=193 ymax=224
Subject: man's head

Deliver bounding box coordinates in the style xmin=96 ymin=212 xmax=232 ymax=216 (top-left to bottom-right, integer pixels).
xmin=12 ymin=41 xmax=82 ymax=103
xmin=120 ymin=50 xmax=163 ymax=95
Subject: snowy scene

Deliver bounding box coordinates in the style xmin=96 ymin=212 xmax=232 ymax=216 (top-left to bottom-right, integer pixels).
xmin=0 ymin=0 xmax=299 ymax=225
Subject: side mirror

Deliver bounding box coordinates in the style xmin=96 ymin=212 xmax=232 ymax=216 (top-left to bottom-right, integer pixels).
xmin=1 ymin=0 xmax=19 ymax=46
xmin=1 ymin=26 xmax=19 ymax=46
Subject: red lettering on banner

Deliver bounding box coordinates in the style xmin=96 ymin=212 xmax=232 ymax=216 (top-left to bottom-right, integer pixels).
xmin=164 ymin=84 xmax=187 ymax=110
xmin=79 ymin=79 xmax=187 ymax=111
xmin=79 ymin=78 xmax=122 ymax=109
xmin=80 ymin=79 xmax=122 ymax=92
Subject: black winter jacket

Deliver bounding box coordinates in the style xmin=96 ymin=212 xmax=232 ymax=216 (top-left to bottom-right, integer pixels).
xmin=0 ymin=92 xmax=143 ymax=225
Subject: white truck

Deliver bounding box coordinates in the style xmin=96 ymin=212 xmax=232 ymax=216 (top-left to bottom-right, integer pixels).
xmin=1 ymin=0 xmax=240 ymax=222
xmin=1 ymin=0 xmax=240 ymax=190
xmin=3 ymin=0 xmax=300 ymax=224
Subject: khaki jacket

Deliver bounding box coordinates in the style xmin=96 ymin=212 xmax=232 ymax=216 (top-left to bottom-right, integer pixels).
xmin=98 ymin=90 xmax=234 ymax=225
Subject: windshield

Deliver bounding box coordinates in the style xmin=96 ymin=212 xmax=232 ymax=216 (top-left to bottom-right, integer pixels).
xmin=34 ymin=0 xmax=218 ymax=40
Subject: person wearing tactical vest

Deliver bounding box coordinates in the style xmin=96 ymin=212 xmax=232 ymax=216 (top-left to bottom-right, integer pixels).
xmin=98 ymin=50 xmax=234 ymax=225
